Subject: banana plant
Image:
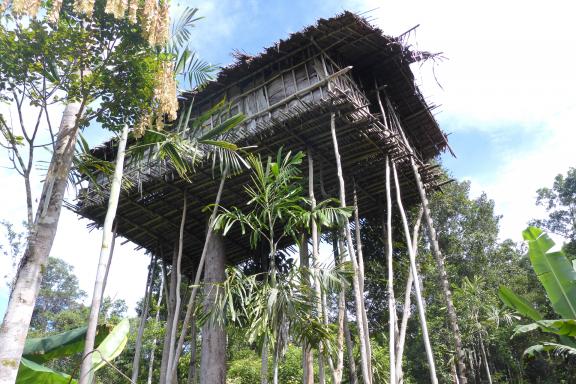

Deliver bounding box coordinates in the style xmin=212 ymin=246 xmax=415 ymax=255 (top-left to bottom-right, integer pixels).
xmin=499 ymin=226 xmax=576 ymax=357
xmin=16 ymin=319 xmax=130 ymax=383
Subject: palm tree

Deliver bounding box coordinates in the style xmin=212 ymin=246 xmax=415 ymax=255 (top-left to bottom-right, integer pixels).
xmin=212 ymin=149 xmax=352 ymax=384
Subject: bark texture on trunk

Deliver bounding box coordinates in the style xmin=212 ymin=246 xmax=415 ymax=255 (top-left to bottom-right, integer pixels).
xmin=79 ymin=124 xmax=129 ymax=384
xmin=186 ymin=315 xmax=198 ymax=384
xmin=200 ymin=232 xmax=227 ymax=384
xmin=160 ymin=252 xmax=178 ymax=384
xmin=0 ymin=101 xmax=81 ymax=384
xmin=410 ymin=157 xmax=467 ymax=384
xmin=147 ymin=269 xmax=165 ymax=384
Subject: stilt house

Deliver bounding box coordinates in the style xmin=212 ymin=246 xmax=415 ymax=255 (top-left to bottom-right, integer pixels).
xmin=71 ymin=11 xmax=449 ymax=279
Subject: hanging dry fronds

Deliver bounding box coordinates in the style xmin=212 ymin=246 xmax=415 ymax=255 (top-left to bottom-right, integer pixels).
xmin=12 ymin=0 xmax=41 ymax=17
xmin=74 ymin=0 xmax=95 ymax=17
xmin=154 ymin=0 xmax=169 ymax=46
xmin=154 ymin=60 xmax=178 ymax=122
xmin=47 ymin=0 xmax=63 ymax=23
xmin=155 ymin=115 xmax=164 ymax=131
xmin=141 ymin=0 xmax=157 ymax=45
xmin=0 ymin=0 xmax=9 ymax=15
xmin=105 ymin=0 xmax=127 ymax=19
xmin=127 ymin=0 xmax=138 ymax=23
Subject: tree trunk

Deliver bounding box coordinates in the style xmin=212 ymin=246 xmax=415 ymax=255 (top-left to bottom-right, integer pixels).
xmin=479 ymin=334 xmax=492 ymax=384
xmin=132 ymin=254 xmax=156 ymax=383
xmin=147 ymin=268 xmax=165 ymax=384
xmin=391 ymin=159 xmax=438 ymax=384
xmin=200 ymin=232 xmax=227 ymax=384
xmin=79 ymin=123 xmax=128 ymax=384
xmin=165 ymin=195 xmax=188 ymax=384
xmin=331 ymin=236 xmax=345 ymax=384
xmin=186 ymin=315 xmax=198 ymax=384
xmin=100 ymin=223 xmax=118 ymax=303
xmin=160 ymin=252 xmax=177 ymax=384
xmin=395 ymin=207 xmax=423 ymax=383
xmin=307 ymin=148 xmax=335 ymax=384
xmin=339 ymin=239 xmax=358 ymax=384
xmin=352 ymin=184 xmax=372 ymax=378
xmin=329 ymin=112 xmax=371 ymax=384
xmin=261 ymin=337 xmax=269 ymax=384
xmin=0 ymin=101 xmax=82 ymax=383
xmin=383 ymin=156 xmax=396 ymax=384
xmin=170 ymin=168 xmax=228 ymax=380
xmin=409 ymin=157 xmax=467 ymax=384
xmin=299 ymin=232 xmax=315 ymax=384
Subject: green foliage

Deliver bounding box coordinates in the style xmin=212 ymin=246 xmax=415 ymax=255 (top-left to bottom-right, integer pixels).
xmin=227 ymin=350 xmax=261 ymax=384
xmin=532 ymin=167 xmax=576 ymax=256
xmin=16 ymin=320 xmax=129 ymax=383
xmin=500 ymin=227 xmax=576 ymax=359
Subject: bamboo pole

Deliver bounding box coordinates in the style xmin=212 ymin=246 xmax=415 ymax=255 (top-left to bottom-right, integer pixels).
xmin=329 ymin=112 xmax=372 ymax=384
xmin=391 ymin=158 xmax=438 ymax=384
xmin=384 ymin=155 xmax=396 ymax=384
xmin=395 ymin=207 xmax=423 ymax=383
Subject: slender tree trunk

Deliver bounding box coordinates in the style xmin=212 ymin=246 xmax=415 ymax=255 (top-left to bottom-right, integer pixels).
xmin=160 ymin=253 xmax=177 ymax=384
xmin=169 ymin=168 xmax=229 ymax=380
xmin=273 ymin=338 xmax=280 ymax=384
xmin=200 ymin=231 xmax=227 ymax=384
xmin=383 ymin=156 xmax=396 ymax=384
xmin=186 ymin=315 xmax=197 ymax=384
xmin=165 ymin=195 xmax=188 ymax=384
xmin=132 ymin=254 xmax=156 ymax=383
xmin=391 ymin=159 xmax=438 ymax=384
xmin=299 ymin=233 xmax=314 ymax=384
xmin=329 ymin=112 xmax=371 ymax=384
xmin=0 ymin=101 xmax=83 ymax=383
xmin=307 ymin=148 xmax=336 ymax=384
xmin=332 ymin=235 xmax=345 ymax=384
xmin=395 ymin=207 xmax=423 ymax=383
xmin=79 ymin=123 xmax=129 ymax=384
xmin=479 ymin=334 xmax=492 ymax=384
xmin=339 ymin=238 xmax=358 ymax=384
xmin=100 ymin=222 xmax=118 ymax=302
xmin=409 ymin=157 xmax=467 ymax=384
xmin=147 ymin=269 xmax=165 ymax=384
xmin=261 ymin=337 xmax=269 ymax=384
xmin=352 ymin=184 xmax=372 ymax=378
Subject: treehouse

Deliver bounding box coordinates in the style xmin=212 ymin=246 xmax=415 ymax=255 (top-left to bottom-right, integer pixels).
xmin=70 ymin=11 xmax=449 ymax=277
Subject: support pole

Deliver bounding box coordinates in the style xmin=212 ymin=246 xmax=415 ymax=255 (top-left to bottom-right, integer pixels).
xmin=200 ymin=231 xmax=227 ymax=384
xmin=384 ymin=156 xmax=396 ymax=384
xmin=299 ymin=232 xmax=315 ymax=384
xmin=391 ymin=158 xmax=438 ymax=384
xmin=395 ymin=207 xmax=423 ymax=383
xmin=329 ymin=112 xmax=372 ymax=384
xmin=410 ymin=156 xmax=468 ymax=384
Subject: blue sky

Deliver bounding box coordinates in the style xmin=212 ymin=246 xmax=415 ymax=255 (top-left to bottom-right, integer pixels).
xmin=2 ymin=0 xmax=575 ymax=317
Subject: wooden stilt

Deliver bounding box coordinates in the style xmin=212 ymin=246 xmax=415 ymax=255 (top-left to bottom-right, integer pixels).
xmin=330 ymin=112 xmax=372 ymax=384
xmin=391 ymin=159 xmax=438 ymax=384
xmin=395 ymin=207 xmax=423 ymax=383
xmin=384 ymin=156 xmax=396 ymax=384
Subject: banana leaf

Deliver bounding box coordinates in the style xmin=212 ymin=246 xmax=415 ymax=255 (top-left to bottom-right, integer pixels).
xmin=91 ymin=318 xmax=130 ymax=372
xmin=498 ymin=285 xmax=542 ymax=321
xmin=523 ymin=226 xmax=576 ymax=319
xmin=17 ymin=358 xmax=77 ymax=384
xmin=23 ymin=324 xmax=110 ymax=364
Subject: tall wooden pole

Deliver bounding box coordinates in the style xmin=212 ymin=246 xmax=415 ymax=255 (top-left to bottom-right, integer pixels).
xmin=330 ymin=112 xmax=372 ymax=384
xmin=299 ymin=232 xmax=315 ymax=384
xmin=410 ymin=155 xmax=467 ymax=383
xmin=384 ymin=156 xmax=396 ymax=384
xmin=391 ymin=159 xmax=438 ymax=384
xmin=395 ymin=207 xmax=423 ymax=383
